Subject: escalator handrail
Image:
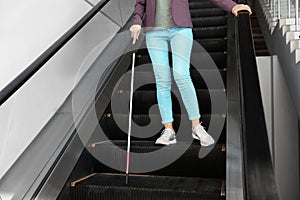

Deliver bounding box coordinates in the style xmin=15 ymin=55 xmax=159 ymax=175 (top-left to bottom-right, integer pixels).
xmin=0 ymin=0 xmax=110 ymax=106
xmin=236 ymin=11 xmax=280 ymax=200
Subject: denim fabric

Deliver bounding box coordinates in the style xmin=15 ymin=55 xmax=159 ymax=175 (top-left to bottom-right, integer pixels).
xmin=146 ymin=26 xmax=200 ymax=124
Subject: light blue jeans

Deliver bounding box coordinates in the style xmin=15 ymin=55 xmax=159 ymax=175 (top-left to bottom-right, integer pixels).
xmin=146 ymin=26 xmax=200 ymax=124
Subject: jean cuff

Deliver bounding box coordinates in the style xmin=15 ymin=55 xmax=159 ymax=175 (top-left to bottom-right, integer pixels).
xmin=161 ymin=118 xmax=174 ymax=125
xmin=189 ymin=114 xmax=201 ymax=121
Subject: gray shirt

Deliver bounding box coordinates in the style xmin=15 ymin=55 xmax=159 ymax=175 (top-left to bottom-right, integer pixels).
xmin=154 ymin=0 xmax=176 ymax=28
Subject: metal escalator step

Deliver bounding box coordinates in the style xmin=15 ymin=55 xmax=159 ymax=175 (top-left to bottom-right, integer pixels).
xmin=190 ymin=69 xmax=227 ymax=88
xmin=255 ymin=49 xmax=270 ymax=56
xmin=197 ymin=52 xmax=226 ymax=69
xmin=89 ymin=141 xmax=225 ymax=178
xmin=190 ymin=8 xmax=226 ymax=18
xmin=192 ymin=16 xmax=227 ymax=27
xmin=98 ymin=114 xmax=226 ymax=141
xmin=193 ymin=26 xmax=227 ymax=39
xmin=189 ymin=1 xmax=218 ymax=9
xmin=71 ymin=173 xmax=225 ymax=200
xmin=196 ymin=38 xmax=227 ymax=52
xmin=253 ymin=37 xmax=266 ymax=45
xmin=254 ymin=44 xmax=268 ymax=50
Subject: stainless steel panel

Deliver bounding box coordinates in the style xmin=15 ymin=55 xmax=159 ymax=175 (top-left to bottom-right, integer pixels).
xmin=256 ymin=56 xmax=274 ymax=159
xmin=33 ymin=30 xmax=132 ymax=200
xmin=0 ymin=9 xmax=128 ymax=200
xmin=0 ymin=113 xmax=75 ymax=200
xmin=89 ymin=0 xmax=135 ymax=27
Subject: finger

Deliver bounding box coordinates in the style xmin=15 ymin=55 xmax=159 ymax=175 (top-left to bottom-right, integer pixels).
xmin=133 ymin=32 xmax=138 ymax=44
xmin=242 ymin=5 xmax=252 ymax=14
xmin=130 ymin=30 xmax=134 ymax=38
xmin=134 ymin=30 xmax=140 ymax=40
xmin=131 ymin=29 xmax=138 ymax=39
xmin=130 ymin=27 xmax=134 ymax=38
xmin=248 ymin=8 xmax=253 ymax=15
xmin=132 ymin=33 xmax=136 ymax=44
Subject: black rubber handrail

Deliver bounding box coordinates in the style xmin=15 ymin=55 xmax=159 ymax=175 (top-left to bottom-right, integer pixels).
xmin=236 ymin=11 xmax=279 ymax=200
xmin=0 ymin=0 xmax=110 ymax=106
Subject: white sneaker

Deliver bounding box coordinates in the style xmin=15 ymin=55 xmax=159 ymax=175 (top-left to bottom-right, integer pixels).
xmin=155 ymin=128 xmax=177 ymax=145
xmin=192 ymin=123 xmax=215 ymax=146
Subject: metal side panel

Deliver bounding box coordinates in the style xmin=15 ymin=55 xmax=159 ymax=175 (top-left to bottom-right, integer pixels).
xmin=84 ymin=0 xmax=136 ymax=28
xmin=0 ymin=13 xmax=132 ymax=200
xmin=0 ymin=7 xmax=119 ymax=184
xmin=30 ymin=20 xmax=133 ymax=200
xmin=101 ymin=0 xmax=136 ymax=27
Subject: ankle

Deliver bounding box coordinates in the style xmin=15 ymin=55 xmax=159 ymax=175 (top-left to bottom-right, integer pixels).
xmin=164 ymin=123 xmax=174 ymax=131
xmin=192 ymin=119 xmax=200 ymax=129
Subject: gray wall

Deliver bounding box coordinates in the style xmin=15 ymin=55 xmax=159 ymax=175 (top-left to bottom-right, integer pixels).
xmin=0 ymin=0 xmax=135 ymax=180
xmin=257 ymin=56 xmax=300 ymax=200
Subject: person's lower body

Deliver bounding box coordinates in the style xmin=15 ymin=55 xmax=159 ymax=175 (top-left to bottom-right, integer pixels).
xmin=145 ymin=26 xmax=214 ymax=146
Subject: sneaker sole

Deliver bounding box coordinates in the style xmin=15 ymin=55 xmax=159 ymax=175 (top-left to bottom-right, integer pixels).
xmin=192 ymin=133 xmax=200 ymax=140
xmin=155 ymin=139 xmax=177 ymax=146
xmin=200 ymin=140 xmax=215 ymax=147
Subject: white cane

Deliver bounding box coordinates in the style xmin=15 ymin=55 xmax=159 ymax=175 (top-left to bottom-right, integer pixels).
xmin=126 ymin=43 xmax=136 ymax=185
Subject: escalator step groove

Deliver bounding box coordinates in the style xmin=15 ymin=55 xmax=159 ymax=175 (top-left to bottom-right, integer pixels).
xmin=98 ymin=114 xmax=226 ymax=142
xmin=192 ymin=16 xmax=227 ymax=27
xmin=193 ymin=26 xmax=227 ymax=39
xmin=71 ymin=173 xmax=225 ymax=200
xmin=190 ymin=8 xmax=226 ymax=17
xmin=196 ymin=38 xmax=227 ymax=52
xmin=89 ymin=142 xmax=226 ymax=178
xmin=189 ymin=1 xmax=218 ymax=9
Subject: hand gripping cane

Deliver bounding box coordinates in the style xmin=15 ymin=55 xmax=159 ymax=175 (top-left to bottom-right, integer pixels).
xmin=126 ymin=43 xmax=136 ymax=185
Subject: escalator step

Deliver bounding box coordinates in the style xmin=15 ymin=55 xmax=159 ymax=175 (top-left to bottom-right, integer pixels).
xmin=190 ymin=8 xmax=226 ymax=18
xmin=192 ymin=16 xmax=227 ymax=27
xmin=98 ymin=114 xmax=226 ymax=142
xmin=193 ymin=26 xmax=227 ymax=39
xmin=71 ymin=173 xmax=225 ymax=200
xmin=189 ymin=1 xmax=218 ymax=9
xmin=196 ymin=38 xmax=227 ymax=52
xmin=190 ymin=69 xmax=226 ymax=88
xmin=89 ymin=141 xmax=225 ymax=178
xmin=194 ymin=52 xmax=226 ymax=69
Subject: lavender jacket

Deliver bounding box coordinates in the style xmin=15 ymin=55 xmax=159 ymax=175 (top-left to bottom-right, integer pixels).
xmin=133 ymin=0 xmax=237 ymax=28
